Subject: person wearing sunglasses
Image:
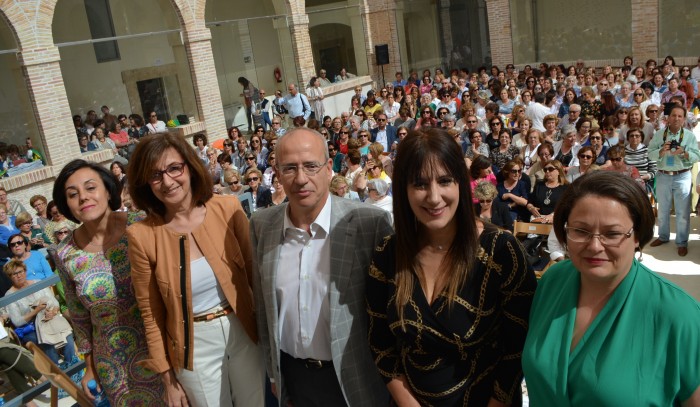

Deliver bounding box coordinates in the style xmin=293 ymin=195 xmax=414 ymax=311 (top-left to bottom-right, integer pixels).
xmin=474 ymin=178 xmax=513 ymax=231
xmin=620 ymin=106 xmax=654 ymax=146
xmin=586 ymin=127 xmax=611 ymax=167
xmin=526 ymin=159 xmax=567 ymax=224
xmin=524 ymin=171 xmax=700 ymax=406
xmin=605 ymin=145 xmax=645 ymax=191
xmin=566 ymin=146 xmax=598 ymax=183
xmin=415 ymin=106 xmax=437 ymax=130
xmin=14 ymin=211 xmax=49 ymax=251
xmin=145 ymin=111 xmax=166 ymax=134
xmin=6 ymin=232 xmax=52 ymax=281
xmin=624 ymin=129 xmax=656 ymax=189
xmin=126 ymin=133 xmax=264 ymax=406
xmin=243 ymin=168 xmax=272 ymax=212
xmin=221 ymin=168 xmax=244 ymax=196
xmin=497 ymin=159 xmax=530 ymax=222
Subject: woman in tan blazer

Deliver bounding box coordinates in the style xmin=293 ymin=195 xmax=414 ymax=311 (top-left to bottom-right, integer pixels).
xmin=126 ymin=132 xmax=264 ymax=407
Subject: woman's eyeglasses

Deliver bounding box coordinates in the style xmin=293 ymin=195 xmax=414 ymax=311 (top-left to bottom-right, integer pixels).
xmin=543 ymin=167 xmax=557 ymax=172
xmin=149 ymin=162 xmax=186 ymax=184
xmin=578 ymin=154 xmax=593 ymax=160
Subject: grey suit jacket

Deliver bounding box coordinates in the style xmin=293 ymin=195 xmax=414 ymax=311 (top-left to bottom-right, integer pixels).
xmin=250 ymin=195 xmax=393 ymax=406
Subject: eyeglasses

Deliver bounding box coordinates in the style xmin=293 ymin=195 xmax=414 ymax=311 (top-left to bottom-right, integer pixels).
xmin=149 ymin=162 xmax=186 ymax=184
xmin=278 ymin=162 xmax=326 ymax=177
xmin=565 ymin=224 xmax=634 ymax=247
xmin=230 ymin=180 xmax=240 ymax=185
xmin=569 ymin=110 xmax=581 ymax=114
xmin=246 ymin=177 xmax=259 ymax=182
xmin=467 ymin=120 xmax=477 ymax=124
xmin=56 ymin=230 xmax=70 ymax=236
xmin=9 ymin=240 xmax=24 ymax=247
xmin=634 ymin=93 xmax=644 ymax=96
xmin=377 ymin=119 xmax=387 ymax=122
xmin=648 ymin=109 xmax=658 ymax=113
xmin=9 ymin=270 xmax=24 ymax=277
xmin=509 ymin=169 xmax=522 ymax=174
xmin=543 ymin=167 xmax=557 ymax=172
xmin=246 ymin=157 xmax=256 ymax=160
xmin=589 ymin=136 xmax=601 ymax=140
xmin=341 ymin=131 xmax=349 ymax=134
xmin=422 ymin=111 xmax=432 ymax=115
xmin=478 ymin=199 xmax=492 ymax=204
xmin=490 ymin=122 xmax=501 ymax=126
xmin=578 ymin=154 xmax=593 ymax=159
xmin=359 ymin=134 xmax=369 ymax=138
xmin=251 ymin=139 xmax=260 ymax=143
xmin=398 ymin=132 xmax=408 ymax=136
xmin=611 ymin=157 xmax=623 ymax=162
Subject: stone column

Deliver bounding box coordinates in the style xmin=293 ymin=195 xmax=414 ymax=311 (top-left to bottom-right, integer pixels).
xmin=182 ymin=27 xmax=228 ymax=138
xmin=438 ymin=0 xmax=453 ymax=67
xmin=485 ymin=0 xmax=514 ymax=68
xmin=362 ymin=1 xmax=402 ymax=85
xmin=18 ymin=47 xmax=81 ymax=167
xmin=287 ymin=13 xmax=316 ymax=88
xmin=630 ymin=0 xmax=658 ymax=62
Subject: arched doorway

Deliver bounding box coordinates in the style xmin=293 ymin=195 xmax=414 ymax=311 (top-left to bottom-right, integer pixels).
xmin=0 ymin=14 xmax=43 ymax=170
xmin=52 ymin=0 xmax=199 ymax=127
xmin=206 ymin=0 xmax=300 ymax=130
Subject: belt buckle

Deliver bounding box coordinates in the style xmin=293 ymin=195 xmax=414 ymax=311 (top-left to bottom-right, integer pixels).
xmin=304 ymin=359 xmax=323 ymax=369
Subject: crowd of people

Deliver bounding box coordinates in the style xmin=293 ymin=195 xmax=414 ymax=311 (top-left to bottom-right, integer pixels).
xmin=0 ymin=55 xmax=697 ymax=407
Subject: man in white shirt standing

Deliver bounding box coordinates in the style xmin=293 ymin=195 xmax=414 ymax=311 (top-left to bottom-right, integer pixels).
xmin=251 ymin=128 xmax=392 ymax=407
xmin=526 ymin=93 xmax=552 ymax=131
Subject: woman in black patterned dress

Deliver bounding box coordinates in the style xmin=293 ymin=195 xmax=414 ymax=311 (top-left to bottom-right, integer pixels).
xmin=366 ymin=128 xmax=536 ymax=406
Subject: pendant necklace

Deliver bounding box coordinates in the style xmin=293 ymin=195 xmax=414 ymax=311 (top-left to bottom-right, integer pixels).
xmin=544 ymin=188 xmax=552 ymax=205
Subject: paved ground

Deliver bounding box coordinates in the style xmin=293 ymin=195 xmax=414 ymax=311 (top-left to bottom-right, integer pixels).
xmin=644 ymin=213 xmax=700 ymax=301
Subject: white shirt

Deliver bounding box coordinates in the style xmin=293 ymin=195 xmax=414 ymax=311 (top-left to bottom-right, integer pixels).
xmin=691 ymin=66 xmax=700 ymax=82
xmin=375 ymin=128 xmax=388 ymax=151
xmin=147 ymin=121 xmax=167 ymax=133
xmin=276 ymin=196 xmax=333 ymax=360
xmin=526 ymin=103 xmax=551 ymax=131
xmin=190 ymin=257 xmax=227 ymax=314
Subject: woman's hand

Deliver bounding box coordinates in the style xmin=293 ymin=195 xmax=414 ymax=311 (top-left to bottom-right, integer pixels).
xmin=81 ymin=354 xmax=98 ymax=401
xmin=387 ymin=376 xmax=421 ymax=407
xmin=527 ymin=203 xmax=541 ymax=217
xmin=161 ymin=369 xmax=189 ymax=407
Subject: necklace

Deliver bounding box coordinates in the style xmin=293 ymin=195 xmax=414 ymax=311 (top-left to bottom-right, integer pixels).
xmin=543 ymin=188 xmax=553 ymax=205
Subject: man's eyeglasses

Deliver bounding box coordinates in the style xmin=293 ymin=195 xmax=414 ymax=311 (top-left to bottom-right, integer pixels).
xmin=149 ymin=162 xmax=186 ymax=184
xmin=278 ymin=162 xmax=326 ymax=177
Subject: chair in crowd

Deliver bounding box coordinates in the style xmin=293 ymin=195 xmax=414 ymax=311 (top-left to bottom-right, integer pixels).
xmin=27 ymin=342 xmax=91 ymax=407
xmin=513 ymin=221 xmax=554 ymax=278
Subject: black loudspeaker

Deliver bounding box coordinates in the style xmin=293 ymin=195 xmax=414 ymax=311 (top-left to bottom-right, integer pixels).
xmin=375 ymin=44 xmax=389 ymax=65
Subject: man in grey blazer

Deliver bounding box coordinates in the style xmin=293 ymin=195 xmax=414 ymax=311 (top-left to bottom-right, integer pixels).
xmin=250 ymin=128 xmax=392 ymax=406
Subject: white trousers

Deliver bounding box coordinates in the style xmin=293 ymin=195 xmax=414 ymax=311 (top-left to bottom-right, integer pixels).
xmin=176 ymin=313 xmax=265 ymax=406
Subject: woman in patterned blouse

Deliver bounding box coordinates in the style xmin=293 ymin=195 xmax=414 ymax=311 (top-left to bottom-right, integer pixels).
xmin=366 ymin=128 xmax=536 ymax=406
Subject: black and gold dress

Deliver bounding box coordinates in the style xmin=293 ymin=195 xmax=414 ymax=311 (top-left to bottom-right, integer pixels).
xmin=366 ymin=228 xmax=536 ymax=406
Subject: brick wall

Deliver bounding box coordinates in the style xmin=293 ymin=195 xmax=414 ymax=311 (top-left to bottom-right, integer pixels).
xmin=486 ymin=0 xmax=514 ymax=68
xmin=631 ymin=0 xmax=659 ymax=62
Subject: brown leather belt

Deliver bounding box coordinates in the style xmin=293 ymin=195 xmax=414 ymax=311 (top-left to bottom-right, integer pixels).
xmin=193 ymin=305 xmax=233 ymax=322
xmin=658 ymin=168 xmax=690 ymax=176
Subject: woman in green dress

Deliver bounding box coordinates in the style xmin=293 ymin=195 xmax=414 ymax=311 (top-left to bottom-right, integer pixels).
xmin=522 ymin=171 xmax=700 ymax=406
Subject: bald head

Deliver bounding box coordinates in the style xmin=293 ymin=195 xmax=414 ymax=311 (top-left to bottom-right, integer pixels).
xmin=277 ymin=128 xmax=330 ymax=165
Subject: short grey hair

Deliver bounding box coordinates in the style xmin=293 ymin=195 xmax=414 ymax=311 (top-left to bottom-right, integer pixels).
xmin=368 ymin=178 xmax=389 ymax=197
xmin=561 ymin=124 xmax=577 ymax=136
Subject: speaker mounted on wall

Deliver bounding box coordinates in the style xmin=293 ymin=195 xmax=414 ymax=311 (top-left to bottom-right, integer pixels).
xmin=375 ymin=44 xmax=389 ymax=66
